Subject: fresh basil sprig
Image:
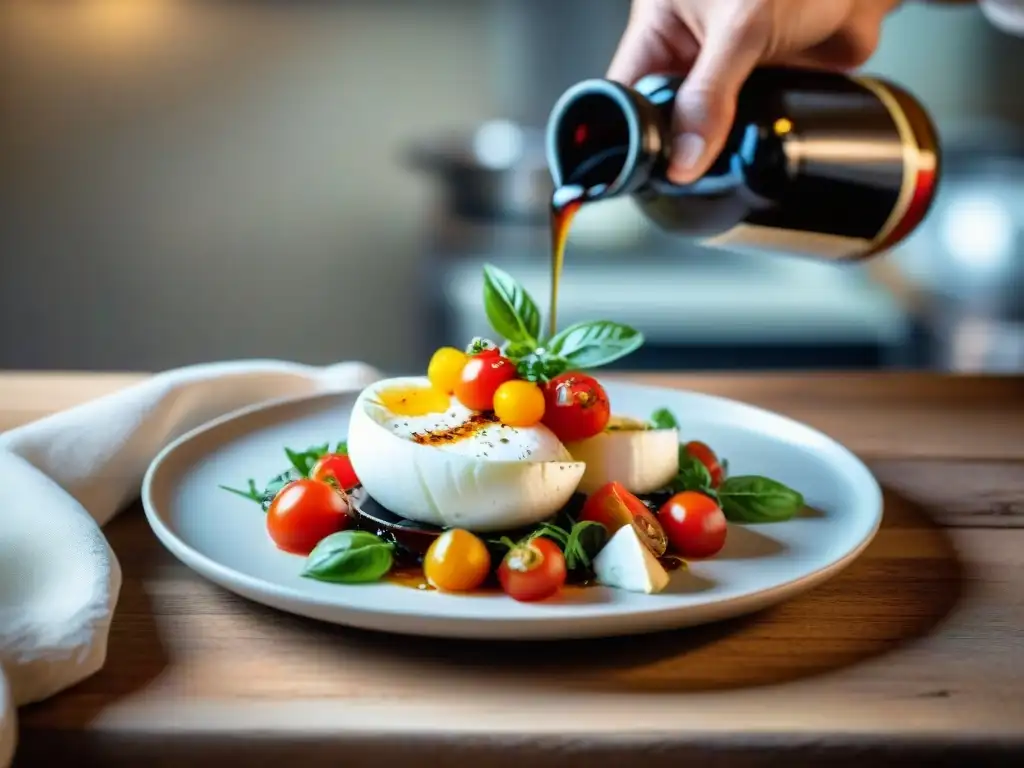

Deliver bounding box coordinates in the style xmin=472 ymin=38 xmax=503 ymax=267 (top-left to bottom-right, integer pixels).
xmin=717 ymin=476 xmax=804 ymax=523
xmin=479 ymin=263 xmax=644 ymax=382
xmin=220 ymin=441 xmax=348 ymax=510
xmin=302 ymin=530 xmax=395 ymax=584
xmin=547 ymin=320 xmax=644 ymax=369
xmin=673 ymin=451 xmax=715 ymax=494
xmin=483 ymin=264 xmax=541 ymax=347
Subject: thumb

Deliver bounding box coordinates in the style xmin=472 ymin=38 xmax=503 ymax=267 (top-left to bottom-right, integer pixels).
xmin=668 ymin=21 xmax=765 ymax=184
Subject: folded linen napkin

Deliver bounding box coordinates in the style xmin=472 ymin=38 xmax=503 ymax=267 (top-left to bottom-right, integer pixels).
xmin=0 ymin=359 xmax=383 ymax=766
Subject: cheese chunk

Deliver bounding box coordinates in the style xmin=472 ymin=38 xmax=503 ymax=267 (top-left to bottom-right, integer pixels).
xmin=593 ymin=524 xmax=670 ymax=594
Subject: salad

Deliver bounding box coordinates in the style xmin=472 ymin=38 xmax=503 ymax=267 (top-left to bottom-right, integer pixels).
xmin=222 ymin=265 xmax=805 ymax=603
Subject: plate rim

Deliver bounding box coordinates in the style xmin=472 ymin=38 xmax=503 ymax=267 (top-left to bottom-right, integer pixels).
xmin=140 ymin=380 xmax=883 ymax=640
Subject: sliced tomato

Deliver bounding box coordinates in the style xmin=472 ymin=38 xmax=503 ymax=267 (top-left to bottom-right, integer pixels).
xmin=580 ymin=481 xmax=667 ymax=556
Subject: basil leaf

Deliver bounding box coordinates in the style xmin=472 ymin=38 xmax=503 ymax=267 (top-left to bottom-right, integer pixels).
xmin=502 ymin=340 xmax=536 ymax=360
xmin=650 ymin=408 xmax=679 ymax=430
xmin=302 ymin=530 xmax=394 ymax=583
xmin=567 ymin=520 xmax=608 ymax=570
xmin=718 ymin=476 xmax=804 ymax=523
xmin=482 ymin=264 xmax=540 ymax=346
xmin=667 ymin=449 xmax=714 ymax=495
xmin=516 ymin=352 xmax=568 ymax=383
xmin=547 ymin=320 xmax=644 ymax=369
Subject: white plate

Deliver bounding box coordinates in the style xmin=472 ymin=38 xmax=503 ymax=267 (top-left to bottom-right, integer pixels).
xmin=141 ymin=381 xmax=882 ymax=640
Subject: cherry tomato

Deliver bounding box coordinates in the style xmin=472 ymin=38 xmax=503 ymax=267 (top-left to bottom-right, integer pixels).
xmin=657 ymin=491 xmax=728 ymax=559
xmin=427 ymin=347 xmax=469 ymax=393
xmin=541 ymin=372 xmax=611 ymax=442
xmin=493 ymin=380 xmax=545 ymax=427
xmin=266 ymin=478 xmax=350 ymax=555
xmin=454 ymin=353 xmax=517 ymax=411
xmin=423 ymin=529 xmax=491 ymax=592
xmin=580 ymin=481 xmax=668 ymax=557
xmin=498 ymin=536 xmax=567 ymax=602
xmin=465 ymin=338 xmax=500 ymax=358
xmin=310 ymin=453 xmax=359 ymax=490
xmin=685 ymin=441 xmax=724 ymax=487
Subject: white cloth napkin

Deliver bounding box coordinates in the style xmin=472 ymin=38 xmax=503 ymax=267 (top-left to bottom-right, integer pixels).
xmin=0 ymin=359 xmax=383 ymax=766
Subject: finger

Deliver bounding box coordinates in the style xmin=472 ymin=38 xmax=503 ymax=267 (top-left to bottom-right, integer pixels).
xmin=668 ymin=18 xmax=766 ymax=184
xmin=607 ymin=23 xmax=681 ymax=85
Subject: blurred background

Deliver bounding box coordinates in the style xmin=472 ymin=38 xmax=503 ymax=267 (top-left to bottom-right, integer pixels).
xmin=1 ymin=0 xmax=1023 ymax=375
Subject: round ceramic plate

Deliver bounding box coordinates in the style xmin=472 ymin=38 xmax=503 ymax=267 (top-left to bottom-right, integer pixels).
xmin=141 ymin=381 xmax=882 ymax=640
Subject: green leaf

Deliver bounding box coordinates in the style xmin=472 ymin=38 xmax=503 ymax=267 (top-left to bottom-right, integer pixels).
xmin=482 ymin=264 xmax=541 ymax=346
xmin=650 ymin=408 xmax=679 ymax=430
xmin=502 ymin=340 xmax=536 ymax=360
xmin=301 ymin=530 xmax=395 ymax=583
xmin=718 ymin=476 xmax=804 ymax=523
xmin=665 ymin=448 xmax=715 ymax=495
xmin=466 ymin=337 xmax=499 ymax=355
xmin=547 ymin=320 xmax=644 ymax=369
xmin=335 ymin=441 xmax=348 ymax=455
xmin=566 ymin=520 xmax=608 ymax=570
xmin=219 ymin=479 xmax=263 ymax=504
xmin=515 ymin=352 xmax=568 ymax=383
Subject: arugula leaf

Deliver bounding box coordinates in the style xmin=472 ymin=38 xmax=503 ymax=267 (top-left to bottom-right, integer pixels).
xmin=220 ymin=442 xmax=343 ymax=511
xmin=547 ymin=320 xmax=644 ymax=369
xmin=482 ymin=264 xmax=541 ymax=347
xmin=219 ymin=479 xmax=263 ymax=504
xmin=650 ymin=408 xmax=679 ymax=430
xmin=502 ymin=515 xmax=609 ymax=574
xmin=718 ymin=476 xmax=804 ymax=523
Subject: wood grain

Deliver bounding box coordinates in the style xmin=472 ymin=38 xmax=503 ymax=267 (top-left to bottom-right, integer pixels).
xmin=2 ymin=371 xmax=1023 ymax=766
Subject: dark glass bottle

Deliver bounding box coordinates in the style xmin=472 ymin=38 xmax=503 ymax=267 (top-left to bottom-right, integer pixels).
xmin=545 ymin=67 xmax=940 ymax=261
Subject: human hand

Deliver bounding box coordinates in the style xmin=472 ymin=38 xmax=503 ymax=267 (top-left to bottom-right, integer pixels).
xmin=607 ymin=0 xmax=903 ymax=184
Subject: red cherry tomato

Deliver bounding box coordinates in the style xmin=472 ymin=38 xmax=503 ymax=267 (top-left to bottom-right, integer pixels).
xmin=657 ymin=491 xmax=728 ymax=559
xmin=310 ymin=453 xmax=359 ymax=490
xmin=685 ymin=441 xmax=724 ymax=487
xmin=541 ymin=372 xmax=611 ymax=442
xmin=498 ymin=536 xmax=567 ymax=602
xmin=454 ymin=354 xmax=517 ymax=411
xmin=266 ymin=478 xmax=351 ymax=555
xmin=580 ymin=481 xmax=668 ymax=557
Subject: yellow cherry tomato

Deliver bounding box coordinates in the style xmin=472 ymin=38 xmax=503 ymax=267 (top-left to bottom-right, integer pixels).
xmin=493 ymin=380 xmax=545 ymax=427
xmin=427 ymin=347 xmax=469 ymax=394
xmin=423 ymin=529 xmax=491 ymax=592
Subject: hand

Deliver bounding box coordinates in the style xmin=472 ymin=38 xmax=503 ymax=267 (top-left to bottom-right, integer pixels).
xmin=607 ymin=0 xmax=903 ymax=184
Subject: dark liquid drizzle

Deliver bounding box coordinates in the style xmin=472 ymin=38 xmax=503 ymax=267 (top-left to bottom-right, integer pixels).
xmin=548 ymin=183 xmax=607 ymax=338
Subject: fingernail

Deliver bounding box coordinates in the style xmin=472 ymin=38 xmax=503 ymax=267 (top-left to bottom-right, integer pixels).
xmin=669 ymin=132 xmax=706 ymax=182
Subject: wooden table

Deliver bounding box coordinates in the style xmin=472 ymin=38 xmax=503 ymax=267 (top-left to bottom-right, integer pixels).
xmin=4 ymin=371 xmax=1024 ymax=767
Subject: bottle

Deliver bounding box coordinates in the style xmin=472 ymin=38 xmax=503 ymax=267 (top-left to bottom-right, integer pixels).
xmin=544 ymin=67 xmax=940 ymax=261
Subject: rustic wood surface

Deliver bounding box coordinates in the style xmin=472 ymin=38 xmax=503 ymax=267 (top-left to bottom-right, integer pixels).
xmin=3 ymin=371 xmax=1023 ymax=767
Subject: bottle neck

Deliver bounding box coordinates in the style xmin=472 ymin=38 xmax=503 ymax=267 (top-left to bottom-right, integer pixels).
xmin=544 ymin=78 xmax=667 ymax=201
